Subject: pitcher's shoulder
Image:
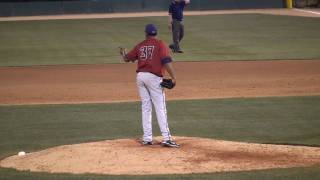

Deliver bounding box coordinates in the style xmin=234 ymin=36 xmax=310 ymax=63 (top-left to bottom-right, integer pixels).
xmin=157 ymin=39 xmax=168 ymax=46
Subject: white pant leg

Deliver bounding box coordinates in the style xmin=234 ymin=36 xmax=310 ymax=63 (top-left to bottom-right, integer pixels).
xmin=138 ymin=72 xmax=172 ymax=141
xmin=137 ymin=73 xmax=153 ymax=142
xmin=148 ymin=77 xmax=171 ymax=141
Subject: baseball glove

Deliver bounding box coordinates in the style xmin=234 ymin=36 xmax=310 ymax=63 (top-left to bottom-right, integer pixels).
xmin=119 ymin=46 xmax=127 ymax=57
xmin=161 ymin=79 xmax=175 ymax=89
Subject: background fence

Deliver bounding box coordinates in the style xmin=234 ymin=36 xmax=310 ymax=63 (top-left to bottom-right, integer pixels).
xmin=0 ymin=0 xmax=286 ymax=17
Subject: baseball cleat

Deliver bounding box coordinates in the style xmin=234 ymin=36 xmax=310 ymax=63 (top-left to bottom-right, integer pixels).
xmin=142 ymin=141 xmax=153 ymax=146
xmin=169 ymin=44 xmax=175 ymax=51
xmin=169 ymin=45 xmax=183 ymax=54
xmin=161 ymin=140 xmax=180 ymax=148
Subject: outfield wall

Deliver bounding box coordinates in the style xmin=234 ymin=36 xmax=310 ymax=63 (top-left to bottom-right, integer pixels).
xmin=0 ymin=0 xmax=286 ymax=17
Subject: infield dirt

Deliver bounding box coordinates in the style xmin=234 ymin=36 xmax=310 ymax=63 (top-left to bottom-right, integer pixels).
xmin=1 ymin=60 xmax=320 ymax=105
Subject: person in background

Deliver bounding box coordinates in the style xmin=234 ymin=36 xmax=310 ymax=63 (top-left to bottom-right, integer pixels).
xmin=168 ymin=0 xmax=190 ymax=53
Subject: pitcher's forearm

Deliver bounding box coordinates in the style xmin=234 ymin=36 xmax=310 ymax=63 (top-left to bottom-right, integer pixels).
xmin=164 ymin=63 xmax=176 ymax=82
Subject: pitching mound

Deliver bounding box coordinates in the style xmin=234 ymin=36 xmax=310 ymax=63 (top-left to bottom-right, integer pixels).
xmin=1 ymin=137 xmax=320 ymax=175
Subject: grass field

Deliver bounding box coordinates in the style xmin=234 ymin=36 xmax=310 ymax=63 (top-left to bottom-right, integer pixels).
xmin=1 ymin=166 xmax=320 ymax=180
xmin=0 ymin=14 xmax=320 ymax=66
xmin=1 ymin=12 xmax=320 ymax=179
xmin=0 ymin=96 xmax=320 ymax=179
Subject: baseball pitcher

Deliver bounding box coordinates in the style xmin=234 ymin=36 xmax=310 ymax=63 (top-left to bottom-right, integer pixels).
xmin=119 ymin=24 xmax=180 ymax=148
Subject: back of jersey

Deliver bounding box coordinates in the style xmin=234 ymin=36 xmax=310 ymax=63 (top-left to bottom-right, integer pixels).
xmin=127 ymin=37 xmax=172 ymax=77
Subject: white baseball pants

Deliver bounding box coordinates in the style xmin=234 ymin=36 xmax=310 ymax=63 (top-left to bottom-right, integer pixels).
xmin=136 ymin=72 xmax=171 ymax=142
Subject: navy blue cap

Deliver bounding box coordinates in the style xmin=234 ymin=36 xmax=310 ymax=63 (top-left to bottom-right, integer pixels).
xmin=145 ymin=24 xmax=157 ymax=36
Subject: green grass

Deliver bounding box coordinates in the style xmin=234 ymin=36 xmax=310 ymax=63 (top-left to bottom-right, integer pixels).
xmin=0 ymin=14 xmax=320 ymax=66
xmin=0 ymin=96 xmax=320 ymax=179
xmin=0 ymin=166 xmax=320 ymax=180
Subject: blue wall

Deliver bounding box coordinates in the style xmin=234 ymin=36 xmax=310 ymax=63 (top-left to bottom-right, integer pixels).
xmin=0 ymin=0 xmax=285 ymax=17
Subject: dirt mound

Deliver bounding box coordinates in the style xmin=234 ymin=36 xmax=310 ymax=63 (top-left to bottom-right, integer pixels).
xmin=1 ymin=137 xmax=320 ymax=175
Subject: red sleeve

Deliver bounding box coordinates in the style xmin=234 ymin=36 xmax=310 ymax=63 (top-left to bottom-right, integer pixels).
xmin=126 ymin=46 xmax=139 ymax=62
xmin=159 ymin=41 xmax=172 ymax=65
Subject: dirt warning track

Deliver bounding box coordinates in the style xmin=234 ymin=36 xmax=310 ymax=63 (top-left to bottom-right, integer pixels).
xmin=0 ymin=60 xmax=320 ymax=105
xmin=0 ymin=8 xmax=319 ymax=22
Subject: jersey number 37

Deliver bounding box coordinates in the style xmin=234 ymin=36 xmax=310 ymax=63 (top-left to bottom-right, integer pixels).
xmin=139 ymin=46 xmax=155 ymax=60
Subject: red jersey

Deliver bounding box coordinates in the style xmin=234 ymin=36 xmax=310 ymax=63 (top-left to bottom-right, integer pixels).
xmin=126 ymin=37 xmax=172 ymax=77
